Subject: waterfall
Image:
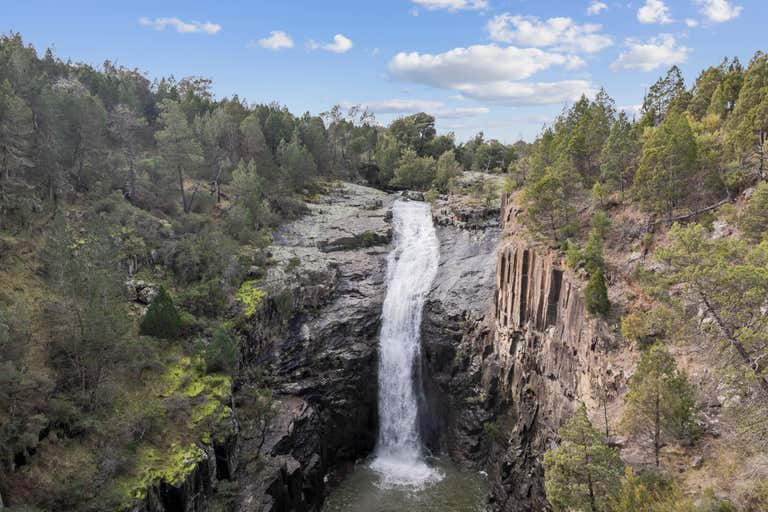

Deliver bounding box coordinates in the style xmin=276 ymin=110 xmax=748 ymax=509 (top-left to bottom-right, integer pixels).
xmin=370 ymin=199 xmax=442 ymax=488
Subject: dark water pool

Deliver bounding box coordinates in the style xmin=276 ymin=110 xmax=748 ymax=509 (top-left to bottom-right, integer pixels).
xmin=323 ymin=457 xmax=489 ymax=512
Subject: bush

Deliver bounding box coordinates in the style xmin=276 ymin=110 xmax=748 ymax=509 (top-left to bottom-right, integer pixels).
xmin=585 ymin=268 xmax=610 ymax=316
xmin=201 ymin=326 xmax=239 ymax=374
xmin=740 ymin=182 xmax=768 ymax=242
xmin=140 ymin=287 xmax=182 ymax=339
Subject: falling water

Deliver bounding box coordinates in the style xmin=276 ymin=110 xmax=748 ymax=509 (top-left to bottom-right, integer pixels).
xmin=370 ymin=199 xmax=442 ymax=488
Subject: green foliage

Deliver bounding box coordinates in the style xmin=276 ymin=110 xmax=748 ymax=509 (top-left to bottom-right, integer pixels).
xmin=434 ymin=150 xmax=462 ymax=192
xmin=200 ymin=326 xmax=239 ymax=374
xmin=610 ymin=468 xmax=688 ymax=512
xmin=585 ymin=268 xmax=610 ymax=316
xmin=140 ymin=287 xmax=182 ymax=340
xmin=622 ymin=343 xmax=696 ymax=466
xmin=739 ymin=182 xmax=768 ymax=241
xmin=388 ymin=113 xmax=436 ymax=157
xmin=591 ymin=181 xmax=608 ymax=208
xmin=155 ymin=100 xmax=204 ymax=214
xmin=0 ymin=78 xmax=33 ymax=181
xmin=236 ymin=280 xmax=266 ymax=318
xmin=601 ymin=111 xmax=639 ymax=199
xmin=390 ymin=148 xmax=436 ymax=190
xmin=277 ymin=136 xmax=317 ymax=191
xmin=634 ymin=112 xmax=697 ymax=218
xmin=543 ymin=404 xmax=624 ymax=512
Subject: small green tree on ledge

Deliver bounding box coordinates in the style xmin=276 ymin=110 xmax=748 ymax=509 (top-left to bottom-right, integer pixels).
xmin=140 ymin=287 xmax=182 ymax=339
xmin=585 ymin=268 xmax=610 ymax=317
xmin=544 ymin=404 xmax=624 ymax=512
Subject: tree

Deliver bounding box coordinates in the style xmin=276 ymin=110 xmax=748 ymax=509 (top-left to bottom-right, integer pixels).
xmin=108 ymin=104 xmax=146 ymax=202
xmin=544 ymin=404 xmax=624 ymax=512
xmin=740 ymin=182 xmax=768 ymax=241
xmin=277 ymin=136 xmax=316 ymax=191
xmin=140 ymin=287 xmax=182 ymax=340
xmin=155 ymin=100 xmax=204 ymax=213
xmin=727 ymin=52 xmax=768 ymax=180
xmin=523 ymin=158 xmax=579 ymax=241
xmin=585 ymin=268 xmax=610 ymax=317
xmin=633 ymin=112 xmax=697 ymax=219
xmin=0 ymin=79 xmax=33 ymax=181
xmin=372 ymin=134 xmax=402 ymax=187
xmin=42 ymin=218 xmax=133 ymax=410
xmin=641 ymin=65 xmax=690 ymax=126
xmin=658 ymin=223 xmax=768 ymax=399
xmin=388 ymin=113 xmax=436 ymax=157
xmin=390 ymin=148 xmax=436 ymax=190
xmin=434 ymin=150 xmax=462 ymax=192
xmin=600 ymin=111 xmax=638 ymax=199
xmin=201 ymin=326 xmax=238 ymax=374
xmin=0 ymin=306 xmax=52 ymax=469
xmin=621 ymin=343 xmax=695 ymax=467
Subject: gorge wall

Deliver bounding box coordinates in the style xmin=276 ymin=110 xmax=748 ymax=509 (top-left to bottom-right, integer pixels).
xmin=481 ymin=199 xmax=623 ymax=511
xmin=421 ymin=195 xmax=625 ymax=511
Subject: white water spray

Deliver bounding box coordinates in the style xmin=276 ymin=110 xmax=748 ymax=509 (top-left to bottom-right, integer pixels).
xmin=370 ymin=199 xmax=443 ymax=488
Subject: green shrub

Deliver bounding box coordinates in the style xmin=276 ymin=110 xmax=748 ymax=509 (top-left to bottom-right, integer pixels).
xmin=201 ymin=326 xmax=239 ymax=374
xmin=585 ymin=268 xmax=610 ymax=316
xmin=140 ymin=287 xmax=182 ymax=339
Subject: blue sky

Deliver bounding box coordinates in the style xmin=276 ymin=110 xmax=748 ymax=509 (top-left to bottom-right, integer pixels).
xmin=3 ymin=0 xmax=766 ymax=142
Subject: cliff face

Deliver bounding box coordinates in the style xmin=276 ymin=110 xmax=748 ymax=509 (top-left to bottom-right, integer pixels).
xmin=422 ymin=196 xmax=625 ymax=511
xmin=236 ymin=183 xmax=394 ymax=512
xmin=481 ymin=200 xmax=624 ymax=511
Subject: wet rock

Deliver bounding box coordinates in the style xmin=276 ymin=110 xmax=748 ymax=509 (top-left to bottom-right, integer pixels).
xmin=236 ymin=182 xmax=395 ymax=512
xmin=402 ymin=190 xmax=425 ymax=201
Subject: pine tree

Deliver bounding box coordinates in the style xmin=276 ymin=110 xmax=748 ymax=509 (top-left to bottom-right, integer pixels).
xmin=621 ymin=343 xmax=695 ymax=467
xmin=600 ymin=111 xmax=638 ymax=199
xmin=0 ymin=79 xmax=33 ymax=181
xmin=585 ymin=268 xmax=610 ymax=317
xmin=155 ymin=100 xmax=204 ymax=213
xmin=140 ymin=287 xmax=182 ymax=339
xmin=726 ymin=52 xmax=768 ymax=180
xmin=544 ymin=404 xmax=624 ymax=512
xmin=633 ymin=112 xmax=697 ymax=219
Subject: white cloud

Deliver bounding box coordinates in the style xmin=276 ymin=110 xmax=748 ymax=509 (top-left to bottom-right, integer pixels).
xmin=696 ymin=0 xmax=742 ymax=23
xmin=450 ymin=80 xmax=595 ymax=105
xmin=637 ymin=0 xmax=672 ymax=24
xmin=256 ymin=31 xmax=294 ymax=50
xmin=389 ymin=44 xmax=593 ymax=105
xmin=305 ymin=39 xmax=320 ymax=51
xmin=323 ymin=34 xmax=354 ymax=53
xmin=390 ymin=44 xmax=584 ymax=88
xmin=611 ymin=34 xmax=690 ymax=71
xmin=138 ymin=17 xmax=221 ymax=35
xmin=410 ymin=0 xmax=488 ymax=11
xmin=619 ymin=104 xmax=642 ymax=117
xmin=587 ymin=1 xmax=608 ymax=15
xmin=685 ymin=18 xmax=700 ymax=27
xmin=409 ymin=8 xmax=420 ymax=16
xmin=343 ymin=99 xmax=490 ymax=119
xmin=487 ymin=14 xmax=613 ymax=53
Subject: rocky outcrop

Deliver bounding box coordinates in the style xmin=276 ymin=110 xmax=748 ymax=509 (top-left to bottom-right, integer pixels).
xmin=236 ymin=183 xmax=395 ymax=512
xmin=134 ymin=431 xmax=239 ymax=512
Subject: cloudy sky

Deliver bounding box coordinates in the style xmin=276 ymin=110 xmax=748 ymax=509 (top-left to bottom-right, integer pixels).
xmin=5 ymin=0 xmax=765 ymax=141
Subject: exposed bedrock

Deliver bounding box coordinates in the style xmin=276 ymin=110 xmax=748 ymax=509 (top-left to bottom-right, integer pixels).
xmin=236 ymin=183 xmax=395 ymax=512
xmin=419 ymin=200 xmax=501 ymax=466
xmin=481 ymin=201 xmax=623 ymax=512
